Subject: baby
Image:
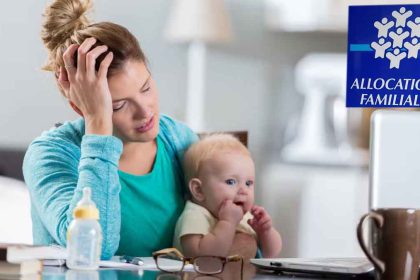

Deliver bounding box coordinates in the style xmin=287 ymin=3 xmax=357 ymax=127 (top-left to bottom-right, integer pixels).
xmin=173 ymin=133 xmax=282 ymax=258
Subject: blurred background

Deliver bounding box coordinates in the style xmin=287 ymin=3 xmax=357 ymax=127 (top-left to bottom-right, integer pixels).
xmin=0 ymin=0 xmax=414 ymax=258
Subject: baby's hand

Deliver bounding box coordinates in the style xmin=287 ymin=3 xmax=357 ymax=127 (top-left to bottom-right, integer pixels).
xmin=218 ymin=199 xmax=243 ymax=225
xmin=248 ymin=205 xmax=273 ymax=235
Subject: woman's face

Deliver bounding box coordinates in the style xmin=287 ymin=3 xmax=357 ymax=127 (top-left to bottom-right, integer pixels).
xmin=108 ymin=60 xmax=159 ymax=143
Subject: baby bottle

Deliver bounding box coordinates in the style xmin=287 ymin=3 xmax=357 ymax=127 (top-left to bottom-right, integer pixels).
xmin=67 ymin=187 xmax=102 ymax=270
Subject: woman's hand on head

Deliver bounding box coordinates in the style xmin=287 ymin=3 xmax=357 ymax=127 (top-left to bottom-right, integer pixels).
xmin=59 ymin=37 xmax=114 ymax=135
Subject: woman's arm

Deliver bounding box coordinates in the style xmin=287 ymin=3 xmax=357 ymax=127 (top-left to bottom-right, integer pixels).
xmin=181 ymin=229 xmax=259 ymax=259
xmin=24 ymin=38 xmax=121 ymax=259
xmin=23 ymin=133 xmax=123 ymax=259
xmin=180 ymin=200 xmax=243 ymax=257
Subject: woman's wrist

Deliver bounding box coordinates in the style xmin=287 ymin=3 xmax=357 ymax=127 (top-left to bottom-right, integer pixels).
xmin=85 ymin=117 xmax=113 ymax=135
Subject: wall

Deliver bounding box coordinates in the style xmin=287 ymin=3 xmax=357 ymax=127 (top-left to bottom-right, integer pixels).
xmin=0 ymin=0 xmax=363 ymax=256
xmin=0 ymin=0 xmax=351 ymax=220
xmin=0 ymin=1 xmax=346 ymax=157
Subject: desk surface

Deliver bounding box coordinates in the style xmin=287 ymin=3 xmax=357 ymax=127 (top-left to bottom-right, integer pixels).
xmin=42 ymin=262 xmax=373 ymax=280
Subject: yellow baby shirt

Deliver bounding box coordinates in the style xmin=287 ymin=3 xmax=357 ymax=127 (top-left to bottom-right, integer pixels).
xmin=173 ymin=200 xmax=257 ymax=253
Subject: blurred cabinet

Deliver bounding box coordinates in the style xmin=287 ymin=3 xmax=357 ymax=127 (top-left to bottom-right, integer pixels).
xmin=264 ymin=0 xmax=420 ymax=33
xmin=260 ymin=163 xmax=369 ymax=258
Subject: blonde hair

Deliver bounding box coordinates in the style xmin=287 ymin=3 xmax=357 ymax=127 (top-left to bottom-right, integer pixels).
xmin=41 ymin=0 xmax=146 ymax=89
xmin=183 ymin=133 xmax=251 ymax=185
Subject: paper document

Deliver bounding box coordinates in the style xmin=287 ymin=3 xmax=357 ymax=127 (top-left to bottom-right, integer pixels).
xmin=6 ymin=245 xmax=194 ymax=272
xmin=99 ymin=260 xmax=142 ymax=270
xmin=102 ymin=257 xmax=194 ymax=271
xmin=137 ymin=257 xmax=194 ymax=271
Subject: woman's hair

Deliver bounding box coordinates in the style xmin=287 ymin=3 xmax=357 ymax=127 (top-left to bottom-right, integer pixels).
xmin=41 ymin=0 xmax=146 ymax=80
xmin=183 ymin=133 xmax=251 ymax=185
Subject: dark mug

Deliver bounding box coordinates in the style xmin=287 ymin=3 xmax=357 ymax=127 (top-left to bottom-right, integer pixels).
xmin=357 ymin=208 xmax=420 ymax=280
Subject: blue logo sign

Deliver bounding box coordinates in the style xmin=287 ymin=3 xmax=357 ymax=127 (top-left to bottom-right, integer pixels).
xmin=347 ymin=5 xmax=420 ymax=107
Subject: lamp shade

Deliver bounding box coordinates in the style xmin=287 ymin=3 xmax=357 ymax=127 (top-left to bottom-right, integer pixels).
xmin=165 ymin=0 xmax=233 ymax=44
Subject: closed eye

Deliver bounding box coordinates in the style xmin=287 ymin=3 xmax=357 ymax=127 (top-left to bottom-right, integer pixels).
xmin=225 ymin=179 xmax=237 ymax=186
xmin=141 ymin=87 xmax=151 ymax=93
xmin=113 ymin=101 xmax=126 ymax=112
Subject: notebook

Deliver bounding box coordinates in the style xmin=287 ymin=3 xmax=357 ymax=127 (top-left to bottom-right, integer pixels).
xmin=0 ymin=260 xmax=42 ymax=277
xmin=1 ymin=244 xmax=146 ymax=269
xmin=0 ymin=244 xmax=66 ymax=264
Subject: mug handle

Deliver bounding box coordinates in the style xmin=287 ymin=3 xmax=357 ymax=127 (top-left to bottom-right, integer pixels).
xmin=357 ymin=212 xmax=385 ymax=274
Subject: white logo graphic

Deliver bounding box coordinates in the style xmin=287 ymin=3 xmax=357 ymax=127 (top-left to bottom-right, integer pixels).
xmin=392 ymin=7 xmax=412 ymax=27
xmin=371 ymin=38 xmax=391 ymax=58
xmin=371 ymin=7 xmax=420 ymax=69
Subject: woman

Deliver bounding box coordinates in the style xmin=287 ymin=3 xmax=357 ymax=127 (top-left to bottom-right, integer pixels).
xmin=23 ymin=0 xmax=197 ymax=259
xmin=25 ymin=0 xmax=259 ymax=261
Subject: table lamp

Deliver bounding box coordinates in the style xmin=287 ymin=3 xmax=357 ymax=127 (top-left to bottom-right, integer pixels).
xmin=165 ymin=0 xmax=233 ymax=131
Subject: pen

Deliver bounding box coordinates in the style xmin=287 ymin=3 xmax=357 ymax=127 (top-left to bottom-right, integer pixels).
xmin=119 ymin=255 xmax=144 ymax=266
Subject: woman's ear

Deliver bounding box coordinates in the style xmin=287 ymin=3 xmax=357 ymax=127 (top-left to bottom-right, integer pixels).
xmin=69 ymin=101 xmax=84 ymax=117
xmin=55 ymin=67 xmax=83 ymax=117
xmin=189 ymin=178 xmax=205 ymax=202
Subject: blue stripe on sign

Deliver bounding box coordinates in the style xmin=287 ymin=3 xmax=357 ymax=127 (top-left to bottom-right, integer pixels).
xmin=387 ymin=47 xmax=408 ymax=52
xmin=350 ymin=44 xmax=372 ymax=51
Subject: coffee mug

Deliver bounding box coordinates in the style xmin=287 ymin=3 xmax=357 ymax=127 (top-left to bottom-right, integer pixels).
xmin=357 ymin=208 xmax=420 ymax=280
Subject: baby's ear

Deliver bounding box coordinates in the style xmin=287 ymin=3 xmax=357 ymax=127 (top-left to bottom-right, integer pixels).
xmin=189 ymin=178 xmax=205 ymax=202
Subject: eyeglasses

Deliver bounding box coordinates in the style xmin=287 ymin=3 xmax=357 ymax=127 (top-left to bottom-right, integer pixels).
xmin=156 ymin=273 xmax=223 ymax=280
xmin=152 ymin=248 xmax=244 ymax=278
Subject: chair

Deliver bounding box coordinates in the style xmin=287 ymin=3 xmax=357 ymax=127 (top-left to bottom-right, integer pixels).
xmin=197 ymin=131 xmax=248 ymax=147
xmin=0 ymin=148 xmax=26 ymax=181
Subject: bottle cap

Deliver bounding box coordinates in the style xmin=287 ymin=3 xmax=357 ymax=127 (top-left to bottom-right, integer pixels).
xmin=73 ymin=187 xmax=99 ymax=220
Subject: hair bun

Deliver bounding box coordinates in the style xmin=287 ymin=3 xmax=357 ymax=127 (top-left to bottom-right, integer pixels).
xmin=41 ymin=0 xmax=92 ymax=53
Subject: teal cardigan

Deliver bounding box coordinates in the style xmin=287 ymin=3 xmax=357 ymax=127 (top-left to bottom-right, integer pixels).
xmin=23 ymin=115 xmax=198 ymax=259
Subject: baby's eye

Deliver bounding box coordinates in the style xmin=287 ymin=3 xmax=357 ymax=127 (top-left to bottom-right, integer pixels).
xmin=246 ymin=180 xmax=254 ymax=187
xmin=225 ymin=179 xmax=237 ymax=186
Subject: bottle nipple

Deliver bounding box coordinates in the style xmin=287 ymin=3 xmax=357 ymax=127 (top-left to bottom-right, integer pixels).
xmin=73 ymin=187 xmax=99 ymax=220
xmin=77 ymin=187 xmax=96 ymax=208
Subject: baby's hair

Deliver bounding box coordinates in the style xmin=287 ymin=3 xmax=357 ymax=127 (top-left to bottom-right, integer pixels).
xmin=183 ymin=133 xmax=251 ymax=185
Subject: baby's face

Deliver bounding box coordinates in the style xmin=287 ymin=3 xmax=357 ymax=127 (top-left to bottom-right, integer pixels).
xmin=197 ymin=151 xmax=255 ymax=218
